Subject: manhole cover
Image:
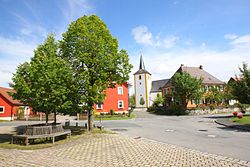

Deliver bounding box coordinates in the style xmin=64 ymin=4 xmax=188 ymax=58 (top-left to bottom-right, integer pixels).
xmin=198 ymin=129 xmax=208 ymax=132
xmin=165 ymin=129 xmax=175 ymax=132
xmin=111 ymin=128 xmax=128 ymax=132
xmin=134 ymin=136 xmax=141 ymax=139
xmin=207 ymin=134 xmax=216 ymax=138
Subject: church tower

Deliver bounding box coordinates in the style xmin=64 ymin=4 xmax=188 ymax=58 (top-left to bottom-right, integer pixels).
xmin=134 ymin=56 xmax=151 ymax=109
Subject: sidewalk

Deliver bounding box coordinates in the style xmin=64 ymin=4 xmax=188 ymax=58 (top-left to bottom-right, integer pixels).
xmin=215 ymin=115 xmax=250 ymax=132
xmin=0 ymin=134 xmax=249 ymax=167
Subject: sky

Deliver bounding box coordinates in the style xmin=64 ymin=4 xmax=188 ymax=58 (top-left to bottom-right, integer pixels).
xmin=0 ymin=0 xmax=250 ymax=91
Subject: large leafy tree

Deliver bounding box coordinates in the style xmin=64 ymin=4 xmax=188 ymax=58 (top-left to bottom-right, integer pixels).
xmin=230 ymin=63 xmax=250 ymax=104
xmin=204 ymin=86 xmax=224 ymax=105
xmin=171 ymin=72 xmax=203 ymax=108
xmin=60 ymin=15 xmax=133 ymax=131
xmin=11 ymin=35 xmax=79 ymax=124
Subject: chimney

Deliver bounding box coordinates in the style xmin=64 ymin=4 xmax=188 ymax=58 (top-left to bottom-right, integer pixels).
xmin=199 ymin=65 xmax=203 ymax=69
xmin=181 ymin=64 xmax=184 ymax=67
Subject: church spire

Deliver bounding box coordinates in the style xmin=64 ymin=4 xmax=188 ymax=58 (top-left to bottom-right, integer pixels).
xmin=133 ymin=55 xmax=151 ymax=75
xmin=139 ymin=55 xmax=145 ymax=70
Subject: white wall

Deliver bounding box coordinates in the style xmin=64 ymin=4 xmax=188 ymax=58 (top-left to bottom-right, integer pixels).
xmin=149 ymin=92 xmax=162 ymax=106
xmin=134 ymin=73 xmax=151 ymax=108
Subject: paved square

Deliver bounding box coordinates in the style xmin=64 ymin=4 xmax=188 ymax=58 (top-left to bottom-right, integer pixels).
xmin=0 ymin=134 xmax=249 ymax=167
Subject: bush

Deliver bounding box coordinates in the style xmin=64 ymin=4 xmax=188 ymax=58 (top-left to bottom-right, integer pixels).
xmin=110 ymin=109 xmax=114 ymax=116
xmin=17 ymin=107 xmax=25 ymax=120
xmin=147 ymin=106 xmax=155 ymax=113
xmin=209 ymin=104 xmax=215 ymax=111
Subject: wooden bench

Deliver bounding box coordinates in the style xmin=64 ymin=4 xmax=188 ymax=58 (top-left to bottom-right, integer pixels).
xmin=11 ymin=129 xmax=71 ymax=145
xmin=11 ymin=123 xmax=71 ymax=146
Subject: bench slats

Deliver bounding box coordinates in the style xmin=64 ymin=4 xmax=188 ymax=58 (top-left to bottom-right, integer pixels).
xmin=12 ymin=129 xmax=71 ymax=145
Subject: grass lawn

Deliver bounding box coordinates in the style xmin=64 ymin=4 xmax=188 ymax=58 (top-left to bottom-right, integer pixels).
xmin=231 ymin=116 xmax=250 ymax=125
xmin=0 ymin=120 xmax=10 ymax=122
xmin=0 ymin=126 xmax=114 ymax=150
xmin=95 ymin=113 xmax=136 ymax=121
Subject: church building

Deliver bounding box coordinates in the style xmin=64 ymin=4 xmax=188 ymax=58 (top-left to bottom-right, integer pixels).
xmin=133 ymin=56 xmax=152 ymax=109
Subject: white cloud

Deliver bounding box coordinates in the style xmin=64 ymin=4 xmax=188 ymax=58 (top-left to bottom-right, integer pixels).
xmin=12 ymin=13 xmax=48 ymax=38
xmin=230 ymin=34 xmax=250 ymax=48
xmin=132 ymin=25 xmax=179 ymax=48
xmin=58 ymin=0 xmax=93 ymax=23
xmin=0 ymin=36 xmax=38 ymax=87
xmin=131 ymin=26 xmax=153 ymax=45
xmin=162 ymin=36 xmax=179 ymax=48
xmin=0 ymin=36 xmax=36 ymax=58
xmin=224 ymin=34 xmax=238 ymax=40
xmin=129 ymin=35 xmax=250 ymax=89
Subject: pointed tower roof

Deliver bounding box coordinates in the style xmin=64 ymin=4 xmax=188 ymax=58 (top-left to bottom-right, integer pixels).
xmin=134 ymin=55 xmax=151 ymax=75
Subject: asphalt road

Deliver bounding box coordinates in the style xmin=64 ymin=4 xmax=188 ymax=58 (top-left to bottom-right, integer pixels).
xmin=1 ymin=112 xmax=250 ymax=162
xmin=100 ymin=112 xmax=250 ymax=162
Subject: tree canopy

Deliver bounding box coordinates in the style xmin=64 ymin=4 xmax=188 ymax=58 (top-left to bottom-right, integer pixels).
xmin=11 ymin=34 xmax=79 ymax=123
xmin=59 ymin=15 xmax=133 ymax=130
xmin=171 ymin=72 xmax=203 ymax=107
xmin=230 ymin=63 xmax=250 ymax=104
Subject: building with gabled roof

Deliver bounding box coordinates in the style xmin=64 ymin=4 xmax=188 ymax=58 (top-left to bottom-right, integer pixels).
xmin=0 ymin=87 xmax=23 ymax=120
xmin=94 ymin=82 xmax=129 ymax=114
xmin=162 ymin=64 xmax=224 ymax=108
xmin=149 ymin=79 xmax=169 ymax=106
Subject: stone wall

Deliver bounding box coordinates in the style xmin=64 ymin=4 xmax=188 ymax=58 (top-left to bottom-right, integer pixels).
xmin=187 ymin=107 xmax=250 ymax=115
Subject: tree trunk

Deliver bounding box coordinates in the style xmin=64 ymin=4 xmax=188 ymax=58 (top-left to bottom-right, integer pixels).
xmin=45 ymin=111 xmax=49 ymax=125
xmin=54 ymin=111 xmax=56 ymax=124
xmin=87 ymin=109 xmax=93 ymax=131
xmin=182 ymin=97 xmax=187 ymax=109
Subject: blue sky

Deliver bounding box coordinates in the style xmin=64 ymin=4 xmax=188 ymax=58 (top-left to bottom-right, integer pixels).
xmin=0 ymin=0 xmax=250 ymax=88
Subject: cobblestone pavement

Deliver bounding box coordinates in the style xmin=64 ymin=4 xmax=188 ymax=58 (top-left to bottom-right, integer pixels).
xmin=0 ymin=134 xmax=249 ymax=167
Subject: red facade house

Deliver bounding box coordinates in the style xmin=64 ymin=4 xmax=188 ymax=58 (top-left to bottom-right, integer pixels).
xmin=94 ymin=83 xmax=129 ymax=114
xmin=0 ymin=87 xmax=23 ymax=120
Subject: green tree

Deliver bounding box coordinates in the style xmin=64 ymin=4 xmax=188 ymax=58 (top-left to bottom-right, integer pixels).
xmin=11 ymin=34 xmax=79 ymax=124
xmin=171 ymin=72 xmax=203 ymax=108
xmin=205 ymin=86 xmax=224 ymax=105
xmin=230 ymin=63 xmax=250 ymax=104
xmin=139 ymin=97 xmax=145 ymax=107
xmin=60 ymin=15 xmax=133 ymax=131
xmin=153 ymin=93 xmax=164 ymax=107
xmin=221 ymin=84 xmax=234 ymax=104
xmin=129 ymin=94 xmax=135 ymax=108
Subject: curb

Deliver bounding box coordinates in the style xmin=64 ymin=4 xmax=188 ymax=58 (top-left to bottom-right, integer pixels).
xmin=215 ymin=119 xmax=250 ymax=132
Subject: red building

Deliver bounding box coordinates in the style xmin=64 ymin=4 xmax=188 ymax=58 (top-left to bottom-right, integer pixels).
xmin=94 ymin=83 xmax=129 ymax=114
xmin=0 ymin=87 xmax=23 ymax=120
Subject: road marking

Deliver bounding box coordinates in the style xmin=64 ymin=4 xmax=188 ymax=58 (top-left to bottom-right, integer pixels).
xmin=207 ymin=134 xmax=216 ymax=138
xmin=165 ymin=129 xmax=175 ymax=132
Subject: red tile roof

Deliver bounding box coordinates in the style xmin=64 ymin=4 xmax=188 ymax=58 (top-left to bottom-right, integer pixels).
xmin=0 ymin=87 xmax=23 ymax=105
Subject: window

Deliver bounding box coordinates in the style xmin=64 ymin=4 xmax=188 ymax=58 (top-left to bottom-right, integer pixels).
xmin=204 ymin=85 xmax=209 ymax=92
xmin=139 ymin=75 xmax=141 ymax=80
xmin=118 ymin=100 xmax=124 ymax=109
xmin=96 ymin=103 xmax=103 ymax=109
xmin=219 ymin=85 xmax=223 ymax=92
xmin=0 ymin=106 xmax=4 ymax=113
xmin=118 ymin=87 xmax=123 ymax=95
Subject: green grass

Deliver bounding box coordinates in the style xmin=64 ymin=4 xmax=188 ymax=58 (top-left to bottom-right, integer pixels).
xmin=0 ymin=120 xmax=9 ymax=123
xmin=231 ymin=116 xmax=250 ymax=125
xmin=0 ymin=127 xmax=114 ymax=150
xmin=95 ymin=113 xmax=136 ymax=121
